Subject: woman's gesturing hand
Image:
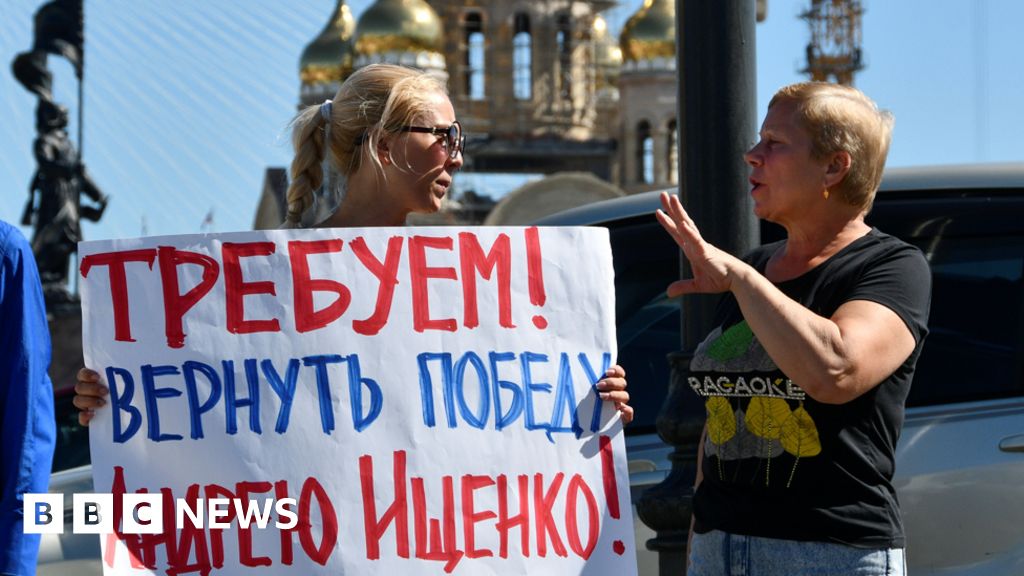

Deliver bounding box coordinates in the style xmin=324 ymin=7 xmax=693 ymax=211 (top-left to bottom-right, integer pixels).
xmin=655 ymin=191 xmax=740 ymax=298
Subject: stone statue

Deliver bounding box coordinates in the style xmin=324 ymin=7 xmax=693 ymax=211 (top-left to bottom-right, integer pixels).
xmin=11 ymin=0 xmax=102 ymax=306
xmin=21 ymin=99 xmax=107 ymax=302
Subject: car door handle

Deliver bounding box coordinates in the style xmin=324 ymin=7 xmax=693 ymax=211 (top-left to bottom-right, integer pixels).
xmin=999 ymin=434 xmax=1024 ymax=453
xmin=630 ymin=470 xmax=670 ymax=487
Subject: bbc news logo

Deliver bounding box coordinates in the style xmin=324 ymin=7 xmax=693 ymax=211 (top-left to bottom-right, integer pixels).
xmin=23 ymin=494 xmax=299 ymax=534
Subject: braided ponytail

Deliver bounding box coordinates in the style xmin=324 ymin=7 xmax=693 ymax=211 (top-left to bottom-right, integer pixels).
xmin=283 ymin=64 xmax=448 ymax=227
xmin=284 ymin=102 xmax=330 ymax=226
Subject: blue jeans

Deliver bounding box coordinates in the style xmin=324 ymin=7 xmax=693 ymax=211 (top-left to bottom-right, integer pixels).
xmin=689 ymin=530 xmax=907 ymax=576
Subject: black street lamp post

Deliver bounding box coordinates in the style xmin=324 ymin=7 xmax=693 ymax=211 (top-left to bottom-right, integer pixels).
xmin=636 ymin=2 xmax=759 ymax=574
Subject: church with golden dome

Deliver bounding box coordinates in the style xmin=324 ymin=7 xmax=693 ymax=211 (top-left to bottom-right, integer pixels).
xmin=257 ymin=0 xmax=689 ymax=227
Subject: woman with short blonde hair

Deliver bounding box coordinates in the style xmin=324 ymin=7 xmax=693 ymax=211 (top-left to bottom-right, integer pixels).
xmin=664 ymin=82 xmax=929 ymax=575
xmin=768 ymin=82 xmax=894 ymax=210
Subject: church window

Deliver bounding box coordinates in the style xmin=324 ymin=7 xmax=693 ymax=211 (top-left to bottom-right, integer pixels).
xmin=638 ymin=120 xmax=654 ymax=184
xmin=556 ymin=13 xmax=572 ymax=101
xmin=667 ymin=119 xmax=679 ymax=184
xmin=513 ymin=13 xmax=532 ymax=100
xmin=465 ymin=12 xmax=485 ymax=100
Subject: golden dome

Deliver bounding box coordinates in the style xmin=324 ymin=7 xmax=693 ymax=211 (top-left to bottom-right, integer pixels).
xmin=620 ymin=0 xmax=676 ymax=62
xmin=354 ymin=0 xmax=443 ymax=57
xmin=299 ymin=0 xmax=356 ymax=86
xmin=593 ymin=15 xmax=623 ymax=70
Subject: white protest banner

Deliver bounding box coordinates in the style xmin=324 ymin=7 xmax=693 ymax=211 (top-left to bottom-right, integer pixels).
xmin=79 ymin=226 xmax=635 ymax=575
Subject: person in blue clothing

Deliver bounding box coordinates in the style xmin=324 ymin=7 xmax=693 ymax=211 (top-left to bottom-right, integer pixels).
xmin=0 ymin=219 xmax=57 ymax=576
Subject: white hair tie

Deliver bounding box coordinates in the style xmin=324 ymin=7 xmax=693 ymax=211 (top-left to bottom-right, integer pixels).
xmin=320 ymin=99 xmax=333 ymax=122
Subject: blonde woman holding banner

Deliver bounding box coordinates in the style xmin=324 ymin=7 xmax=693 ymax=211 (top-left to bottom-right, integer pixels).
xmin=73 ymin=64 xmax=633 ymax=425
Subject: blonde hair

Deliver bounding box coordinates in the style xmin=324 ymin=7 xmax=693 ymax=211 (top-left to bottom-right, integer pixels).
xmin=285 ymin=64 xmax=448 ymax=225
xmin=769 ymin=82 xmax=894 ymax=211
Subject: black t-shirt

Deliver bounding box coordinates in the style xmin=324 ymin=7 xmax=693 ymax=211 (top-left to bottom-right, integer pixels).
xmin=690 ymin=228 xmax=931 ymax=549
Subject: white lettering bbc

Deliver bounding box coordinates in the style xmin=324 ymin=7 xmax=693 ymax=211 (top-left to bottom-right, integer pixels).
xmin=22 ymin=493 xmax=298 ymax=534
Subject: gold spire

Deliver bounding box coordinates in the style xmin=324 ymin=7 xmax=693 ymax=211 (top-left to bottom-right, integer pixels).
xmin=299 ymin=0 xmax=356 ymax=86
xmin=620 ymin=0 xmax=676 ymax=62
xmin=353 ymin=0 xmax=443 ymax=57
xmin=593 ymin=15 xmax=623 ymax=72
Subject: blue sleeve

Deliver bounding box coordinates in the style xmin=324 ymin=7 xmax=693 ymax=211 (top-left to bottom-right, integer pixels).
xmin=0 ymin=222 xmax=56 ymax=576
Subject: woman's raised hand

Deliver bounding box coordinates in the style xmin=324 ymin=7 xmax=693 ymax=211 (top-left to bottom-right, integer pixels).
xmin=655 ymin=191 xmax=739 ymax=297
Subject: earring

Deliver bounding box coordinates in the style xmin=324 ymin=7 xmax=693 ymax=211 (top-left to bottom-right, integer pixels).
xmin=823 ymin=189 xmax=830 ymax=200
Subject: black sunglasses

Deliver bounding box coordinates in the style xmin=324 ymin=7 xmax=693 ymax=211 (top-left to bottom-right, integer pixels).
xmin=398 ymin=121 xmax=465 ymax=160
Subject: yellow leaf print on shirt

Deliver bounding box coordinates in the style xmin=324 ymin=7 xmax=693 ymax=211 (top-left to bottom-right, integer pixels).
xmin=780 ymin=404 xmax=821 ymax=457
xmin=744 ymin=397 xmax=790 ymax=440
xmin=706 ymin=396 xmax=736 ymax=444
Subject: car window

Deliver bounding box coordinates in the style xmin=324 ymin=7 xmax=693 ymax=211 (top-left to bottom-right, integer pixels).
xmin=611 ymin=204 xmax=1024 ymax=424
xmin=617 ymin=294 xmax=676 ymax=434
xmin=608 ymin=219 xmax=707 ymax=434
xmin=906 ymin=235 xmax=1024 ymax=406
xmin=52 ymin=390 xmax=91 ymax=473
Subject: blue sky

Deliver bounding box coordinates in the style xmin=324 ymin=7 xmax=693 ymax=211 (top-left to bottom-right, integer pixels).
xmin=2 ymin=0 xmax=1023 ymax=241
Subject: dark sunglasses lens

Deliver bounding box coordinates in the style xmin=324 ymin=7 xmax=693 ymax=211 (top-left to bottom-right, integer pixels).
xmin=448 ymin=121 xmax=464 ymax=155
xmin=446 ymin=125 xmax=459 ymax=157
